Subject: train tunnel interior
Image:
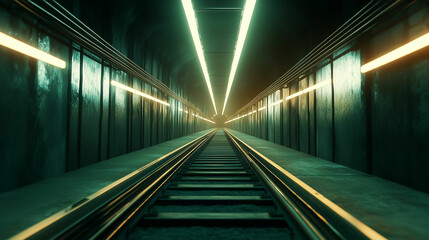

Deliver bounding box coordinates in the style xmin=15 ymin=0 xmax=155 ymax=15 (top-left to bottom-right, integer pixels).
xmin=0 ymin=0 xmax=429 ymax=239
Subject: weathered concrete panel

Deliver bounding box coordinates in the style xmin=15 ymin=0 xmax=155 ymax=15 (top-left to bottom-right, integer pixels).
xmin=80 ymin=55 xmax=101 ymax=167
xmin=68 ymin=49 xmax=81 ymax=170
xmin=333 ymin=51 xmax=367 ymax=171
xmin=109 ymin=70 xmax=128 ymax=158
xmin=308 ymin=74 xmax=316 ymax=155
xmin=282 ymin=88 xmax=290 ymax=147
xmin=100 ymin=66 xmax=110 ymax=161
xmin=131 ymin=78 xmax=142 ymax=151
xmin=316 ymin=64 xmax=333 ymax=161
xmin=290 ymin=82 xmax=299 ymax=149
xmin=299 ymin=79 xmax=309 ymax=153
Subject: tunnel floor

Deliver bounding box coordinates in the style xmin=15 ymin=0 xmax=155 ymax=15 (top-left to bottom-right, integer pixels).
xmin=0 ymin=129 xmax=428 ymax=239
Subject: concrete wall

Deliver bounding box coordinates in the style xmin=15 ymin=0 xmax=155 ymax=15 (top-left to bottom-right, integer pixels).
xmin=229 ymin=3 xmax=429 ymax=193
xmin=0 ymin=2 xmax=211 ymax=193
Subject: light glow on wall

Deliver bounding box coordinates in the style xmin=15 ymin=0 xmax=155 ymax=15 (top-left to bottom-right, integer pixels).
xmin=0 ymin=32 xmax=66 ymax=69
xmin=222 ymin=0 xmax=257 ymax=115
xmin=181 ymin=0 xmax=217 ymax=114
xmin=111 ymin=80 xmax=170 ymax=106
xmin=361 ymin=32 xmax=429 ymax=73
xmin=225 ymin=79 xmax=330 ymax=124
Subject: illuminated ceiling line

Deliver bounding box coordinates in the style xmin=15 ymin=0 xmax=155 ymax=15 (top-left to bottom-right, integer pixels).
xmin=221 ymin=0 xmax=257 ymax=115
xmin=181 ymin=0 xmax=218 ymax=114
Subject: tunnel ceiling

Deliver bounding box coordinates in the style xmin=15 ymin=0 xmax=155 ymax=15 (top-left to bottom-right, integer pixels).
xmin=70 ymin=0 xmax=370 ymax=116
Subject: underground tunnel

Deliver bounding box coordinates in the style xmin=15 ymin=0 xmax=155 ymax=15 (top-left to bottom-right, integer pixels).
xmin=0 ymin=0 xmax=429 ymax=239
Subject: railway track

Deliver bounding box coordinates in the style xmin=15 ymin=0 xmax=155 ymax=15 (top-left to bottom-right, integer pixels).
xmin=18 ymin=129 xmax=384 ymax=240
xmin=131 ymin=130 xmax=293 ymax=239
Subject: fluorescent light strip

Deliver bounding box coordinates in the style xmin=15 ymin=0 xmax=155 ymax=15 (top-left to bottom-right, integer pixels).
xmin=111 ymin=80 xmax=170 ymax=106
xmin=285 ymin=80 xmax=330 ymax=101
xmin=222 ymin=0 xmax=257 ymax=115
xmin=0 ymin=32 xmax=66 ymax=69
xmin=192 ymin=113 xmax=215 ymax=124
xmin=181 ymin=0 xmax=217 ymax=114
xmin=271 ymin=99 xmax=283 ymax=106
xmin=226 ymin=80 xmax=330 ymax=124
xmin=199 ymin=116 xmax=215 ymax=124
xmin=361 ymin=32 xmax=429 ymax=73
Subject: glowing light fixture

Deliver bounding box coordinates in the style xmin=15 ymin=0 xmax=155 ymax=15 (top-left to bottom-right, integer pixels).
xmin=181 ymin=0 xmax=217 ymax=114
xmin=0 ymin=32 xmax=66 ymax=69
xmin=271 ymin=99 xmax=283 ymax=106
xmin=198 ymin=116 xmax=215 ymax=124
xmin=285 ymin=80 xmax=330 ymax=101
xmin=111 ymin=80 xmax=170 ymax=106
xmin=222 ymin=0 xmax=257 ymax=115
xmin=361 ymin=32 xmax=429 ymax=73
xmin=191 ymin=112 xmax=215 ymax=124
xmin=226 ymin=80 xmax=330 ymax=124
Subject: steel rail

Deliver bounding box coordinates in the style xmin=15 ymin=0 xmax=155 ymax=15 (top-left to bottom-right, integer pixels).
xmin=94 ymin=130 xmax=217 ymax=240
xmin=225 ymin=131 xmax=332 ymax=240
xmin=224 ymin=129 xmax=387 ymax=240
xmin=10 ymin=129 xmax=217 ymax=240
xmin=14 ymin=0 xmax=209 ymax=117
xmin=228 ymin=0 xmax=408 ymax=118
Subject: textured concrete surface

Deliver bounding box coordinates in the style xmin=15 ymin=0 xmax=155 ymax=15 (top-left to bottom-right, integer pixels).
xmin=0 ymin=129 xmax=212 ymax=239
xmin=228 ymin=129 xmax=429 ymax=240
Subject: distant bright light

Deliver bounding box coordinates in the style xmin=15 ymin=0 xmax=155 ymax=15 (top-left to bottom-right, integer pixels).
xmin=222 ymin=0 xmax=257 ymax=115
xmin=111 ymin=80 xmax=170 ymax=106
xmin=361 ymin=32 xmax=429 ymax=73
xmin=0 ymin=32 xmax=66 ymax=69
xmin=181 ymin=0 xmax=217 ymax=114
xmin=258 ymin=106 xmax=266 ymax=111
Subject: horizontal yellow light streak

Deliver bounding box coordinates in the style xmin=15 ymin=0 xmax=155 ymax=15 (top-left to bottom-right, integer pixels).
xmin=271 ymin=99 xmax=283 ymax=106
xmin=285 ymin=91 xmax=303 ymax=101
xmin=286 ymin=80 xmax=330 ymax=101
xmin=192 ymin=113 xmax=215 ymax=124
xmin=222 ymin=0 xmax=257 ymax=115
xmin=182 ymin=0 xmax=217 ymax=114
xmin=225 ymin=80 xmax=330 ymax=124
xmin=0 ymin=32 xmax=66 ymax=69
xmin=303 ymin=80 xmax=331 ymax=93
xmin=111 ymin=80 xmax=170 ymax=106
xmin=361 ymin=32 xmax=429 ymax=73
